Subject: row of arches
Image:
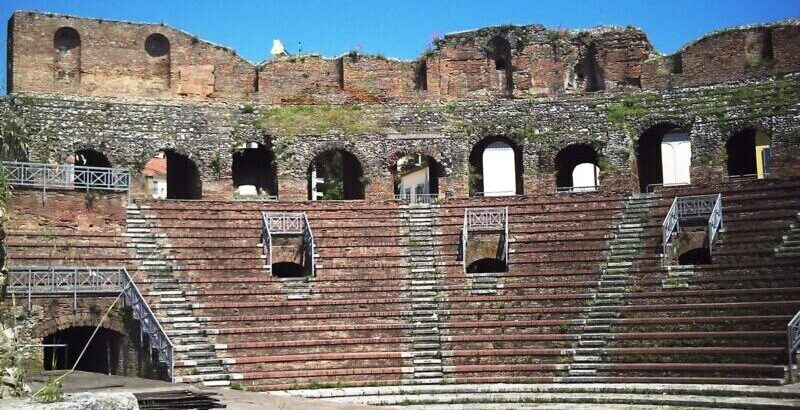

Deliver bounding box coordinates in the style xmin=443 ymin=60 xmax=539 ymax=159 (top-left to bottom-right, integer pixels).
xmin=69 ymin=125 xmax=772 ymax=200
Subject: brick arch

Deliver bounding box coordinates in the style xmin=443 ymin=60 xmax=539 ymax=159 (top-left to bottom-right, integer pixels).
xmin=35 ymin=308 xmax=126 ymax=339
xmin=632 ymin=116 xmax=694 ymax=136
xmin=299 ymin=141 xmax=374 ymax=177
xmin=724 ymin=120 xmax=773 ymax=142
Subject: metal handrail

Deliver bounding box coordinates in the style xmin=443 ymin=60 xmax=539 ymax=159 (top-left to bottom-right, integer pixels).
xmin=7 ymin=266 xmax=174 ymax=381
xmin=555 ymin=185 xmax=599 ymax=194
xmin=661 ymin=194 xmax=723 ymax=265
xmin=461 ymin=207 xmax=508 ymax=273
xmin=395 ymin=193 xmax=439 ymax=205
xmin=788 ymin=310 xmax=800 ymax=382
xmin=262 ymin=211 xmax=316 ymax=277
xmin=1 ymin=161 xmax=130 ymax=200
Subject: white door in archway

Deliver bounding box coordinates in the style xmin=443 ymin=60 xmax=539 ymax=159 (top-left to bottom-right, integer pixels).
xmin=572 ymin=162 xmax=599 ymax=191
xmin=661 ymin=133 xmax=692 ymax=185
xmin=482 ymin=141 xmax=516 ymax=196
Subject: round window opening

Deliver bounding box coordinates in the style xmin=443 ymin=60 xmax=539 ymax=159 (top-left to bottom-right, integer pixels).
xmin=145 ymin=33 xmax=170 ymax=57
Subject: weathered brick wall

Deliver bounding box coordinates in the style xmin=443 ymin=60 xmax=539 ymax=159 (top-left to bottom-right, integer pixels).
xmin=9 ymin=11 xmax=255 ymax=101
xmin=8 ymin=11 xmax=800 ymax=104
xmin=642 ymin=22 xmax=800 ymax=89
xmin=2 ymin=76 xmax=799 ymax=201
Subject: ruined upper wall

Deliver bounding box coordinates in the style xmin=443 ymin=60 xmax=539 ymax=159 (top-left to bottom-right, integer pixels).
xmin=7 ymin=11 xmax=800 ymax=103
xmin=642 ymin=21 xmax=800 ymax=89
xmin=8 ymin=11 xmax=256 ymax=100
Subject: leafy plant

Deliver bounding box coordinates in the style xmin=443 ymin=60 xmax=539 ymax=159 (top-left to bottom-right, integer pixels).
xmin=0 ymin=112 xmax=29 ymax=161
xmin=33 ymin=377 xmax=63 ymax=403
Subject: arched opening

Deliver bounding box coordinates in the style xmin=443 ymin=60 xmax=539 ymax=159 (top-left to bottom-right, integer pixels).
xmin=53 ymin=27 xmax=81 ymax=85
xmin=469 ymin=137 xmax=523 ymax=196
xmin=727 ymin=128 xmax=771 ymax=179
xmin=554 ymin=144 xmax=599 ymax=191
xmin=144 ymin=33 xmax=171 ymax=88
xmin=678 ymin=247 xmax=711 ymax=265
xmin=393 ymin=154 xmax=442 ymax=202
xmin=636 ymin=124 xmax=691 ymax=192
xmin=671 ymin=53 xmax=683 ymax=74
xmin=232 ymin=142 xmax=277 ymax=197
xmin=272 ymin=262 xmax=308 ymax=278
xmin=308 ymin=149 xmax=364 ymax=200
xmin=486 ymin=36 xmax=513 ymax=97
xmin=466 ymin=258 xmax=507 ymax=274
xmin=74 ymin=149 xmax=112 ymax=168
xmin=43 ymin=326 xmax=122 ymax=375
xmin=143 ymin=151 xmax=202 ymax=200
xmin=575 ymin=43 xmax=604 ymax=92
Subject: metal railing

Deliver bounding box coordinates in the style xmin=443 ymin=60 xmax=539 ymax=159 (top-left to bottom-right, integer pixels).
xmin=788 ymin=310 xmax=800 ymax=382
xmin=261 ymin=211 xmax=316 ymax=277
xmin=460 ymin=207 xmax=509 ymax=273
xmin=660 ymin=193 xmax=723 ymax=264
xmin=1 ymin=161 xmax=130 ymax=200
xmin=555 ymin=185 xmax=599 ymax=194
xmin=395 ymin=193 xmax=439 ymax=205
xmin=7 ymin=266 xmax=174 ymax=381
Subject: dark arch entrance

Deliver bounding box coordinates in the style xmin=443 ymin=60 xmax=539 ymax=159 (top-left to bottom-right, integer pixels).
xmin=469 ymin=136 xmax=523 ymax=196
xmin=467 ymin=258 xmax=507 ymax=274
xmin=308 ymin=149 xmax=365 ymax=200
xmin=272 ymin=262 xmax=308 ymax=278
xmin=232 ymin=143 xmax=277 ymax=197
xmin=74 ymin=149 xmax=112 ymax=168
xmin=43 ymin=326 xmax=122 ymax=375
xmin=166 ymin=151 xmax=201 ymax=199
xmin=554 ymin=143 xmax=599 ymax=191
xmin=727 ymin=128 xmax=771 ymax=178
xmin=678 ymin=248 xmax=711 ymax=265
xmin=636 ymin=123 xmax=689 ymax=193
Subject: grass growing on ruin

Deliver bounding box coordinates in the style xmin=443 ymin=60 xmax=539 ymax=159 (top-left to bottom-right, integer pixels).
xmin=256 ymin=105 xmax=380 ymax=137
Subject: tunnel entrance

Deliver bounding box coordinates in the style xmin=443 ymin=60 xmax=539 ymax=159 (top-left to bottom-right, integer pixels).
xmin=232 ymin=143 xmax=277 ymax=197
xmin=555 ymin=143 xmax=599 ymax=191
xmin=74 ymin=149 xmax=112 ymax=168
xmin=272 ymin=262 xmax=308 ymax=278
xmin=466 ymin=258 xmax=507 ymax=274
xmin=393 ymin=154 xmax=441 ymax=202
xmin=469 ymin=137 xmax=523 ymax=196
xmin=727 ymin=128 xmax=771 ymax=178
xmin=43 ymin=326 xmax=122 ymax=375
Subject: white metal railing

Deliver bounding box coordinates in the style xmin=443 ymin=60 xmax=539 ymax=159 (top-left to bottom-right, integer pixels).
xmin=661 ymin=194 xmax=723 ymax=264
xmin=395 ymin=193 xmax=439 ymax=205
xmin=1 ymin=161 xmax=130 ymax=200
xmin=788 ymin=310 xmax=800 ymax=382
xmin=723 ymin=173 xmax=770 ymax=182
xmin=461 ymin=207 xmax=509 ymax=273
xmin=555 ymin=185 xmax=599 ymax=194
xmin=261 ymin=211 xmax=315 ymax=276
xmin=471 ymin=191 xmax=518 ymax=197
xmin=7 ymin=266 xmax=174 ymax=381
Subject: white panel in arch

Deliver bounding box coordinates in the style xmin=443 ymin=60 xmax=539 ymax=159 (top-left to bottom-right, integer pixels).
xmin=572 ymin=162 xmax=599 ymax=191
xmin=482 ymin=141 xmax=516 ymax=197
xmin=661 ymin=132 xmax=691 ymax=185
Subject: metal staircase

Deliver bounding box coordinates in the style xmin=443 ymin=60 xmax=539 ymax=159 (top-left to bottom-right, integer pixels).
xmin=127 ymin=203 xmax=232 ymax=386
xmin=402 ymin=203 xmax=445 ymax=385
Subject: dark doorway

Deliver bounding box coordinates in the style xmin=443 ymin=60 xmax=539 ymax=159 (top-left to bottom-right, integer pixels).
xmin=554 ymin=144 xmax=599 ymax=190
xmin=486 ymin=36 xmax=514 ymax=97
xmin=74 ymin=149 xmax=111 ymax=168
xmin=308 ymin=149 xmax=364 ymax=200
xmin=468 ymin=136 xmax=523 ymax=196
xmin=726 ymin=129 xmax=757 ymax=177
xmin=165 ymin=151 xmax=202 ymax=199
xmin=466 ymin=258 xmax=507 ymax=273
xmin=393 ymin=154 xmax=442 ymax=199
xmin=43 ymin=326 xmax=122 ymax=375
xmin=272 ymin=262 xmax=308 ymax=278
xmin=232 ymin=143 xmax=277 ymax=197
xmin=678 ymin=247 xmax=711 ymax=265
xmin=636 ymin=124 xmax=687 ymax=193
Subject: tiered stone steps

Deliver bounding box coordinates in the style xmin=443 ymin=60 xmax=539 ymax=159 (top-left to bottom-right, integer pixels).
xmin=127 ymin=204 xmax=233 ymax=387
xmin=563 ymin=194 xmax=653 ymax=380
xmin=275 ymin=383 xmax=800 ymax=409
xmin=403 ymin=203 xmax=445 ymax=385
xmin=775 ymin=212 xmax=800 ymax=257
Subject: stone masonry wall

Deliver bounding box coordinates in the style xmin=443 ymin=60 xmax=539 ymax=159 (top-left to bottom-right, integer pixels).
xmin=2 ymin=75 xmax=799 ymax=201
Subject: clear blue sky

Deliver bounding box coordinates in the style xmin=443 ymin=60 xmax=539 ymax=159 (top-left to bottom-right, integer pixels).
xmin=2 ymin=0 xmax=799 ymax=92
